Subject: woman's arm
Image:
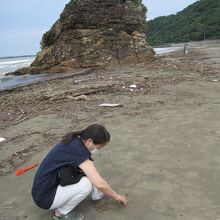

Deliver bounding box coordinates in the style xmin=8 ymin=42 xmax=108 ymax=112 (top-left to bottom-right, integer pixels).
xmin=79 ymin=159 xmax=127 ymax=205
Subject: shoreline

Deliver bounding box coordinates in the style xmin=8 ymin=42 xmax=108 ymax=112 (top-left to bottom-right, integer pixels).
xmin=0 ymin=68 xmax=92 ymax=92
xmin=0 ymin=47 xmax=182 ymax=91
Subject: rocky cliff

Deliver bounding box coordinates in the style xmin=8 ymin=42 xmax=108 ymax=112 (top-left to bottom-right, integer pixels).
xmin=13 ymin=0 xmax=155 ymax=75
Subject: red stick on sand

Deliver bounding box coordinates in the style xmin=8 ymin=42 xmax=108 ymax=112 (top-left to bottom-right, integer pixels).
xmin=15 ymin=163 xmax=38 ymax=176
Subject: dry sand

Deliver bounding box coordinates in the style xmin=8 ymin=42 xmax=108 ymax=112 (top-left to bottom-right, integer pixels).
xmin=0 ymin=46 xmax=220 ymax=220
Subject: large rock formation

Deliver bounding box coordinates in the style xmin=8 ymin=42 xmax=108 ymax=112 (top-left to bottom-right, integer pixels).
xmin=14 ymin=0 xmax=155 ymax=75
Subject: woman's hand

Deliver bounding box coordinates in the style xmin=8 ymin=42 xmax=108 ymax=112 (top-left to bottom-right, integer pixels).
xmin=79 ymin=160 xmax=128 ymax=205
xmin=115 ymin=194 xmax=128 ymax=205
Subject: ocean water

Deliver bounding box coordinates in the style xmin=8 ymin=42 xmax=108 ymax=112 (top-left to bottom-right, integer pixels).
xmin=0 ymin=56 xmax=35 ymax=77
xmin=0 ymin=56 xmax=48 ymax=91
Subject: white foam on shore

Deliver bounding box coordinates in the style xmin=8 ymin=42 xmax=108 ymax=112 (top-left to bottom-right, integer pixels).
xmin=0 ymin=56 xmax=34 ymax=77
xmin=0 ymin=59 xmax=31 ymax=65
xmin=154 ymin=47 xmax=182 ymax=55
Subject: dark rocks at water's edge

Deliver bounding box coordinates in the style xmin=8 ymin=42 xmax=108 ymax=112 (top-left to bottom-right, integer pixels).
xmin=10 ymin=0 xmax=155 ymax=75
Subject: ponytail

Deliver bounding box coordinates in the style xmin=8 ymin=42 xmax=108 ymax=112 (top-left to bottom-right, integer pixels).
xmin=60 ymin=130 xmax=83 ymax=145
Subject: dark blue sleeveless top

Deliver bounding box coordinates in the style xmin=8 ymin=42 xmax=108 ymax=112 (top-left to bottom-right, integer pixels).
xmin=32 ymin=137 xmax=91 ymax=209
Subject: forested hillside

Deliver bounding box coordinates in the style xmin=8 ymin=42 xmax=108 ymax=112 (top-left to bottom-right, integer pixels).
xmin=147 ymin=0 xmax=220 ymax=45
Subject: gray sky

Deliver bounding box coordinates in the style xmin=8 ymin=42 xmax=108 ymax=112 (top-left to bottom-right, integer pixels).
xmin=0 ymin=0 xmax=198 ymax=57
xmin=144 ymin=0 xmax=198 ymax=20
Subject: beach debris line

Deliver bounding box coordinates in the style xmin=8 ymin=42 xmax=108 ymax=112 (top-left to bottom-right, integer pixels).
xmin=15 ymin=163 xmax=38 ymax=176
xmin=98 ymin=103 xmax=123 ymax=107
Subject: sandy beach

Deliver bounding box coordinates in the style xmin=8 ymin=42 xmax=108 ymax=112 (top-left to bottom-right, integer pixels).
xmin=0 ymin=46 xmax=220 ymax=220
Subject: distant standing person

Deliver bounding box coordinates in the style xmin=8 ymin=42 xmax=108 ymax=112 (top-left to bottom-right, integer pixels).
xmin=32 ymin=124 xmax=127 ymax=220
xmin=184 ymin=44 xmax=189 ymax=55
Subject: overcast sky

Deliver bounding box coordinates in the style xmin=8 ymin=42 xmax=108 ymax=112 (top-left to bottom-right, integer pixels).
xmin=0 ymin=0 xmax=198 ymax=57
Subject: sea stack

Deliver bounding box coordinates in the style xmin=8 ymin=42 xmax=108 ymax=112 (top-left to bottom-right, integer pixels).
xmin=13 ymin=0 xmax=155 ymax=75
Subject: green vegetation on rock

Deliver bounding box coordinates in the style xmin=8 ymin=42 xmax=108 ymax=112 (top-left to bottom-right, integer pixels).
xmin=147 ymin=0 xmax=220 ymax=46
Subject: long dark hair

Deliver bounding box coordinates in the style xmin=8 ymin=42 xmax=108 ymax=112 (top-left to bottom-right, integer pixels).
xmin=60 ymin=124 xmax=110 ymax=145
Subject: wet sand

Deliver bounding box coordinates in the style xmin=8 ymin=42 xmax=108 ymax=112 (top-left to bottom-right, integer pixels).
xmin=0 ymin=46 xmax=220 ymax=220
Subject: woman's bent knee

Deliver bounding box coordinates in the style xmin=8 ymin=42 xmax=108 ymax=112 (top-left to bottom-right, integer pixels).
xmin=81 ymin=177 xmax=92 ymax=195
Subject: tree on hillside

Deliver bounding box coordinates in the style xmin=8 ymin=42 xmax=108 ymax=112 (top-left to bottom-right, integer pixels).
xmin=147 ymin=0 xmax=220 ymax=45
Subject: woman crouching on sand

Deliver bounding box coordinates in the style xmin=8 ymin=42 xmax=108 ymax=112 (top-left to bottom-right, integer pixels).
xmin=32 ymin=124 xmax=127 ymax=220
